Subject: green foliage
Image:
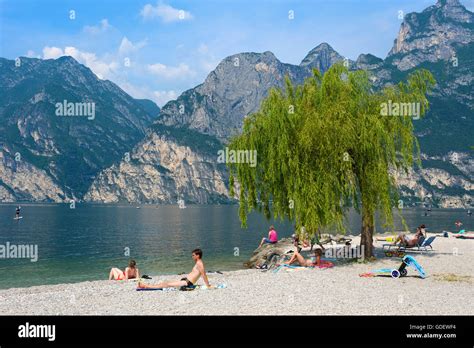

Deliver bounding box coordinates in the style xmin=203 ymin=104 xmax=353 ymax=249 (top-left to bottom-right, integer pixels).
xmin=227 ymin=64 xmax=435 ymax=239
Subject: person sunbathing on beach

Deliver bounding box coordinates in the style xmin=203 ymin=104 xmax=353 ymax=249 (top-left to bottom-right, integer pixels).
xmin=393 ymin=225 xmax=425 ymax=247
xmin=258 ymin=225 xmax=278 ymax=248
xmin=285 ymin=248 xmax=323 ymax=267
xmin=137 ymin=249 xmax=211 ymax=290
xmin=109 ymin=259 xmax=140 ymax=281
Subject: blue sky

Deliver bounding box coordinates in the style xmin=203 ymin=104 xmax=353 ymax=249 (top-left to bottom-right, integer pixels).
xmin=1 ymin=0 xmax=473 ymax=106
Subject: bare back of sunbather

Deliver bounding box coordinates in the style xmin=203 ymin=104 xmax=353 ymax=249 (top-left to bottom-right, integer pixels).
xmin=286 ymin=252 xmax=315 ymax=267
xmin=186 ymin=262 xmax=202 ymax=284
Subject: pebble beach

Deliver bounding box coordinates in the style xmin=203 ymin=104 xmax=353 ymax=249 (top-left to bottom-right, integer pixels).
xmin=0 ymin=233 xmax=472 ymax=315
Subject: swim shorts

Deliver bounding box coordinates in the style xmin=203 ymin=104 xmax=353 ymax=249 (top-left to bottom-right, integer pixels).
xmin=180 ymin=277 xmax=194 ymax=287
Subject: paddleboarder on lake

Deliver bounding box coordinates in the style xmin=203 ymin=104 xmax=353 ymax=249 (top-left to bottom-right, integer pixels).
xmin=15 ymin=206 xmax=21 ymax=220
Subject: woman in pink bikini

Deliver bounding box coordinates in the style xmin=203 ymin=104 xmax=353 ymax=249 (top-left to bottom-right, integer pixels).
xmin=109 ymin=259 xmax=140 ymax=281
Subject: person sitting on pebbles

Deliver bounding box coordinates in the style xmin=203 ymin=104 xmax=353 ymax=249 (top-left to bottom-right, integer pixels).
xmin=137 ymin=249 xmax=211 ymax=290
xmin=109 ymin=259 xmax=140 ymax=281
xmin=285 ymin=248 xmax=323 ymax=267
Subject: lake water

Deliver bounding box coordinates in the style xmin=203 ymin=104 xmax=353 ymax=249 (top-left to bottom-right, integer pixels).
xmin=0 ymin=204 xmax=471 ymax=289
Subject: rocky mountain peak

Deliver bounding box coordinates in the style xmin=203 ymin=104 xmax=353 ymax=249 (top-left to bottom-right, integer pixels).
xmin=2 ymin=0 xmax=472 ymax=207
xmin=202 ymin=50 xmax=281 ymax=87
xmin=387 ymin=0 xmax=473 ymax=70
xmin=0 ymin=56 xmax=158 ymax=200
xmin=436 ymin=0 xmax=465 ymax=10
xmin=432 ymin=0 xmax=473 ymax=21
xmin=54 ymin=55 xmax=80 ymax=64
xmin=299 ymin=42 xmax=344 ymax=72
xmin=355 ymin=53 xmax=383 ymax=70
xmin=158 ymin=50 xmax=307 ymax=141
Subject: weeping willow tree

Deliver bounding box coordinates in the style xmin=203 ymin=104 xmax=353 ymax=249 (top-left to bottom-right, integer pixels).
xmin=228 ymin=63 xmax=435 ymax=258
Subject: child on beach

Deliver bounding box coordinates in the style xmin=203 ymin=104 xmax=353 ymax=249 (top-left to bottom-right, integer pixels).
xmin=137 ymin=249 xmax=211 ymax=290
xmin=109 ymin=259 xmax=140 ymax=281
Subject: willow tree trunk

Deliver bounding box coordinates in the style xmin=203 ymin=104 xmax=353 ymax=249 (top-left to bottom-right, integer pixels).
xmin=360 ymin=206 xmax=375 ymax=259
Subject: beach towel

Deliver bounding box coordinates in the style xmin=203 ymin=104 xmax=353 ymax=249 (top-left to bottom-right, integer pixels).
xmin=136 ymin=283 xmax=227 ymax=291
xmin=272 ymin=260 xmax=334 ymax=273
xmin=453 ymin=235 xmax=474 ymax=240
xmin=359 ymin=255 xmax=425 ymax=279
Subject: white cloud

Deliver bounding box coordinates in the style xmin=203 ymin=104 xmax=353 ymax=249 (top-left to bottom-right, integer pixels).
xmin=147 ymin=62 xmax=195 ymax=79
xmin=26 ymin=50 xmax=41 ymax=58
xmin=119 ymin=82 xmax=153 ymax=100
xmin=41 ymin=46 xmax=118 ymax=80
xmin=195 ymin=43 xmax=220 ymax=73
xmin=118 ymin=37 xmax=148 ymax=55
xmin=200 ymin=59 xmax=219 ymax=72
xmin=140 ymin=2 xmax=192 ymax=23
xmin=40 ymin=39 xmax=185 ymax=106
xmin=83 ymin=19 xmax=111 ymax=34
xmin=43 ymin=46 xmax=64 ymax=59
xmin=197 ymin=43 xmax=209 ymax=54
xmin=65 ymin=47 xmax=119 ymax=79
xmin=153 ymin=90 xmax=178 ymax=106
xmin=119 ymin=82 xmax=178 ymax=107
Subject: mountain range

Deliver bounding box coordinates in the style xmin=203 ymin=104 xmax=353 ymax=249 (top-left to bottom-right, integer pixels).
xmin=1 ymin=0 xmax=472 ymax=208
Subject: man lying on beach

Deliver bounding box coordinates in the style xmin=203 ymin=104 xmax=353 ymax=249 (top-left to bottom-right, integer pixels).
xmin=285 ymin=248 xmax=323 ymax=267
xmin=109 ymin=259 xmax=139 ymax=281
xmin=137 ymin=249 xmax=211 ymax=290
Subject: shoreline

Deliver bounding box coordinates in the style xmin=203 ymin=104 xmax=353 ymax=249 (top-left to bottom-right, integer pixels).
xmin=0 ymin=233 xmax=472 ymax=315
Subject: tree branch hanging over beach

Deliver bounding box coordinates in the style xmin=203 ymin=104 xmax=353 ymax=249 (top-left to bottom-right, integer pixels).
xmin=227 ymin=63 xmax=435 ymax=258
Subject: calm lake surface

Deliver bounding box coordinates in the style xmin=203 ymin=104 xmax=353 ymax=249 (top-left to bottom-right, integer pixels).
xmin=0 ymin=204 xmax=471 ymax=289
